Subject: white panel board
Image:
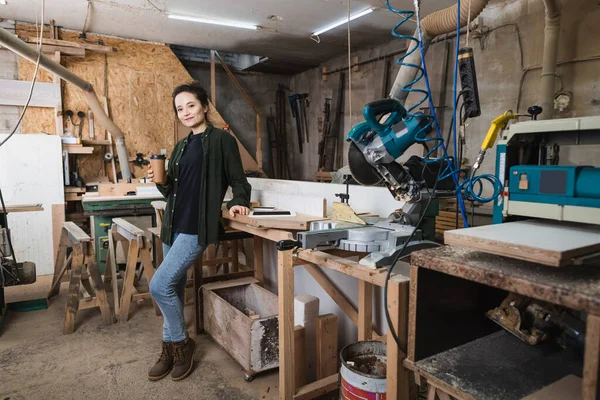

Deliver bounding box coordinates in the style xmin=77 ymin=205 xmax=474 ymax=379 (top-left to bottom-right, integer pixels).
xmin=0 ymin=79 xmax=61 ymax=108
xmin=0 ymin=134 xmax=65 ymax=275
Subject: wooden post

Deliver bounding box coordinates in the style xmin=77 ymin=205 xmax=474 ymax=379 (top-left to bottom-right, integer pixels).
xmin=256 ymin=113 xmax=262 ymax=171
xmin=294 ymin=325 xmax=308 ymax=391
xmin=194 ymin=258 xmax=204 ymax=334
xmin=63 ymin=245 xmax=84 ymax=334
xmin=387 ymin=278 xmax=410 ymax=400
xmin=583 ymin=314 xmax=600 ymax=400
xmin=358 ymin=281 xmax=373 ymax=341
xmin=210 ymin=49 xmax=216 ymax=105
xmin=278 ymin=249 xmax=295 ymax=400
xmin=253 ymin=236 xmax=264 ymax=286
xmin=316 ymin=313 xmax=338 ymax=380
xmin=118 ymin=240 xmax=139 ymax=322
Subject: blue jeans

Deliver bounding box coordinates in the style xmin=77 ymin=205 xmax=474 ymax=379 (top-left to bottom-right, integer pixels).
xmin=149 ymin=233 xmax=205 ymax=342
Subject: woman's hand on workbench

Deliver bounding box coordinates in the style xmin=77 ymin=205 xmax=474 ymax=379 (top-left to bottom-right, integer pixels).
xmin=229 ymin=205 xmax=250 ymax=218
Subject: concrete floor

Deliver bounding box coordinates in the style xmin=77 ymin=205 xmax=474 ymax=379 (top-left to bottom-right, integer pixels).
xmin=1 ymin=275 xmax=279 ymax=400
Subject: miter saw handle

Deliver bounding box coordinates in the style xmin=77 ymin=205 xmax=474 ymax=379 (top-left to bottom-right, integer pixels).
xmin=362 ymin=98 xmax=407 ymax=133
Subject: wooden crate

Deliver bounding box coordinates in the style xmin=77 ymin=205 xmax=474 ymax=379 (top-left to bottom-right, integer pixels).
xmin=203 ymin=281 xmax=279 ymax=379
xmin=435 ymin=210 xmax=459 ymax=239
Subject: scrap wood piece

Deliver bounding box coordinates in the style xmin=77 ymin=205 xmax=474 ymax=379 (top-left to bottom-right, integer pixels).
xmin=316 ymin=313 xmax=338 ymax=380
xmin=444 ymin=219 xmax=600 ymax=267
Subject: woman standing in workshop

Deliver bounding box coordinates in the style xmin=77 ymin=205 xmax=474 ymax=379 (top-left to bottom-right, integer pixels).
xmin=146 ymin=81 xmax=251 ymax=382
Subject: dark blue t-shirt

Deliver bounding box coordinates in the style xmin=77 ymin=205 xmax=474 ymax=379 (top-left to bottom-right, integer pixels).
xmin=172 ymin=133 xmax=203 ymax=234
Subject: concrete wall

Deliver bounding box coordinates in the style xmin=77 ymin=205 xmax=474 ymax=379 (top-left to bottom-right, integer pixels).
xmin=0 ymin=20 xmax=21 ymax=135
xmin=185 ymin=66 xmax=292 ymax=177
xmin=286 ymin=0 xmax=600 ymax=187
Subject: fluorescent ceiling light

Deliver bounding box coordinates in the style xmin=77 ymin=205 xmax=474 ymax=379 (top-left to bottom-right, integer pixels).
xmin=313 ymin=8 xmax=374 ymax=36
xmin=0 ymin=0 xmax=6 ymax=5
xmin=168 ymin=14 xmax=257 ymax=30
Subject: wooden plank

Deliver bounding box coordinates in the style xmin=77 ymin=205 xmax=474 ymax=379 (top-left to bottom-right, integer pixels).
xmin=113 ymin=217 xmax=144 ymax=237
xmin=222 ymin=210 xmax=325 ymax=231
xmin=404 ymin=360 xmax=474 ymax=400
xmin=224 ymin=219 xmax=294 ymax=242
xmin=294 ymin=325 xmax=308 ymax=391
xmin=583 ymin=314 xmax=600 ymax=400
xmin=63 ymin=246 xmax=84 ymax=334
xmin=210 ymin=50 xmax=216 ymax=105
xmin=304 ymin=263 xmax=358 ymax=325
xmin=444 ymin=220 xmax=600 ymax=267
xmin=18 ymin=36 xmax=118 ymax=53
xmin=387 ymin=278 xmax=410 ymax=400
xmin=51 ymin=204 xmax=65 ymax=265
xmin=63 ymin=221 xmax=91 ymax=243
xmin=139 ymin=242 xmax=161 ymax=316
xmin=358 ymin=281 xmax=373 ymax=341
xmin=63 ymin=145 xmax=94 ymax=154
xmin=522 ymin=375 xmax=582 ymax=399
xmin=203 ymin=288 xmax=252 ymax=371
xmin=78 ymin=297 xmax=100 ymax=310
xmin=201 ymin=277 xmax=258 ymax=292
xmin=408 ymin=266 xmax=418 ymax=361
xmin=279 ymin=250 xmax=295 ymax=400
xmin=119 ymin=240 xmax=139 ymax=322
xmin=52 ymin=51 xmax=64 ymax=136
xmin=294 ymin=295 xmax=319 ymax=383
xmin=87 ymin=262 xmax=113 ymax=325
xmin=412 ymin=246 xmax=600 ymax=316
xmin=294 ymin=374 xmax=339 ymax=400
xmin=0 ymin=79 xmax=61 ymax=107
xmin=1 ymin=204 xmax=43 ymax=213
xmin=297 ymin=249 xmax=411 ymax=287
xmin=316 ymin=314 xmax=338 ymax=380
xmin=253 ymin=236 xmax=264 ymax=286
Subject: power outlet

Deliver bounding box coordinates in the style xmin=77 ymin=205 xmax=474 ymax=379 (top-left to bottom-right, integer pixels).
xmin=458 ymin=47 xmax=481 ymax=119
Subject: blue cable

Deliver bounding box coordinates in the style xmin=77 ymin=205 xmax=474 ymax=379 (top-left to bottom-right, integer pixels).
xmin=385 ymin=0 xmax=503 ymax=224
xmin=386 ymin=0 xmax=470 ymax=227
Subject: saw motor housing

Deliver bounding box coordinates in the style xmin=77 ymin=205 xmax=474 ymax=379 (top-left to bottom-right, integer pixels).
xmin=346 ymin=98 xmax=452 ymax=202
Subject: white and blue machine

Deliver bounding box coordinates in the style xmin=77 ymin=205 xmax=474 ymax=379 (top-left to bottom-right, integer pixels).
xmin=493 ymin=116 xmax=600 ymax=225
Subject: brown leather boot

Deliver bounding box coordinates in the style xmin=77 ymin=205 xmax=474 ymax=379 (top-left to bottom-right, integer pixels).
xmin=171 ymin=337 xmax=196 ymax=381
xmin=148 ymin=342 xmax=174 ymax=381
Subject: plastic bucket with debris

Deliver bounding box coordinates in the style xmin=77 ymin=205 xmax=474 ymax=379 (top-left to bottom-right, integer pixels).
xmin=339 ymin=340 xmax=387 ymax=399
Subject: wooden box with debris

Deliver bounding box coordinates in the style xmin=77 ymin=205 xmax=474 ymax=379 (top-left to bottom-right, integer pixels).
xmin=202 ymin=279 xmax=279 ymax=381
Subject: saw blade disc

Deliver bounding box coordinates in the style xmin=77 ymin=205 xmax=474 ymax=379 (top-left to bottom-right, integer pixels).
xmin=348 ymin=142 xmax=383 ymax=185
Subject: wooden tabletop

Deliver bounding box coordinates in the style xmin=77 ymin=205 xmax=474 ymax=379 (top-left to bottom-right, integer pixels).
xmin=221 ymin=210 xmax=326 ymax=231
xmin=0 ymin=204 xmax=44 ymax=213
xmin=411 ymin=246 xmax=600 ymax=315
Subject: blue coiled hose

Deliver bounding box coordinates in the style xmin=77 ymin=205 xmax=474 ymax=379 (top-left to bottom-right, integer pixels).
xmin=385 ymin=0 xmax=502 ymax=225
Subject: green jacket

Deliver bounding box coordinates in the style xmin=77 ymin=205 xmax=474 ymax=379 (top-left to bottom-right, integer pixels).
xmin=156 ymin=124 xmax=251 ymax=246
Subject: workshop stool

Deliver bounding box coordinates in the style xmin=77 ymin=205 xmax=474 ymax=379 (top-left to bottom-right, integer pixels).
xmin=47 ymin=222 xmax=113 ymax=334
xmin=106 ymin=218 xmax=160 ymax=322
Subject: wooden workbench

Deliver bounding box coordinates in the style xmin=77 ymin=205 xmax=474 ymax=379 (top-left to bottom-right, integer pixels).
xmin=406 ymin=246 xmax=600 ymax=400
xmin=222 ymin=212 xmax=412 ymax=400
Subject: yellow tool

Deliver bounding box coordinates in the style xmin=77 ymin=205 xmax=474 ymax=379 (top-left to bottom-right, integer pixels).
xmin=472 ymin=110 xmax=517 ymax=172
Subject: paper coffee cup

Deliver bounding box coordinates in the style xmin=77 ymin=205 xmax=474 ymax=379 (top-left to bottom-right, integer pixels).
xmin=150 ymin=154 xmax=166 ymax=184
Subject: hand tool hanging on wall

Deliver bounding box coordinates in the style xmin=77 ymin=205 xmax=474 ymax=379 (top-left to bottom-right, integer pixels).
xmin=275 ymin=84 xmax=292 ymax=179
xmin=318 ymin=98 xmax=332 ymax=170
xmin=288 ymin=93 xmax=303 ymax=153
xmin=300 ymin=93 xmax=310 ymax=143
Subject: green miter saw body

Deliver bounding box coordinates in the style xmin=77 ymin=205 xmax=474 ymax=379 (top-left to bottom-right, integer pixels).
xmin=346 ymin=98 xmax=431 ymax=202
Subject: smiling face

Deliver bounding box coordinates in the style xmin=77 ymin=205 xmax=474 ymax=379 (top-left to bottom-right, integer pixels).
xmin=174 ymin=91 xmax=208 ymax=130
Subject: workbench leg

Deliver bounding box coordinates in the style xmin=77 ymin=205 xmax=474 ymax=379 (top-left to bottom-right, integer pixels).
xmin=253 ymin=236 xmax=264 ymax=286
xmin=358 ymin=281 xmax=373 ymax=341
xmin=88 ymin=261 xmax=113 ymax=326
xmin=63 ymin=245 xmax=84 ymax=335
xmin=278 ymin=250 xmax=294 ymax=400
xmin=583 ymin=314 xmax=600 ymax=400
xmin=194 ymin=259 xmax=204 ymax=334
xmin=119 ymin=241 xmax=139 ymax=323
xmin=139 ymin=241 xmax=161 ymax=316
xmin=231 ymin=240 xmax=239 ymax=272
xmin=387 ymin=278 xmax=410 ymax=400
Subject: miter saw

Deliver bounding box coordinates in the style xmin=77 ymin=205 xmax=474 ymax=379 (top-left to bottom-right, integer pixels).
xmin=346 ymin=98 xmax=455 ymax=202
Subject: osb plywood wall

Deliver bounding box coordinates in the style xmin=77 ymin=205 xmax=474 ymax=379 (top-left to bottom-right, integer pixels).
xmin=16 ymin=24 xmax=259 ymax=181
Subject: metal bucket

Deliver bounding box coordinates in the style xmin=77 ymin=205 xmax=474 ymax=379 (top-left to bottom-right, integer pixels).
xmin=339 ymin=340 xmax=387 ymax=400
